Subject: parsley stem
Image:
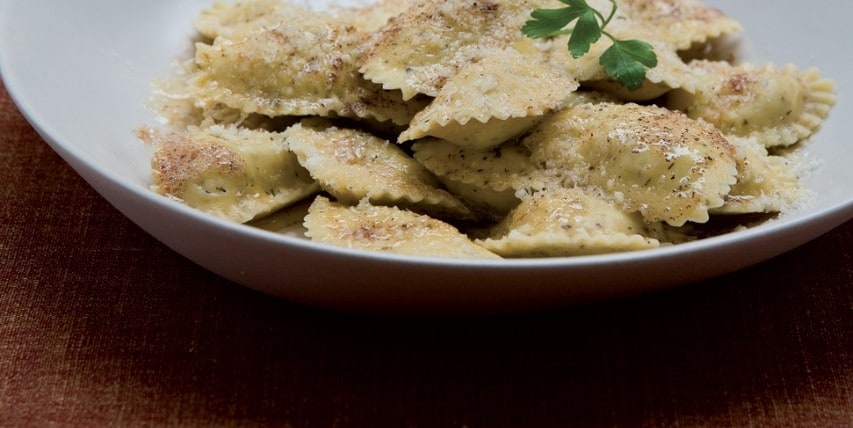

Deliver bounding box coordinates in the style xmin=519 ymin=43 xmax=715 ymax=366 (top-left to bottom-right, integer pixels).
xmin=601 ymin=0 xmax=617 ymax=29
xmin=596 ymin=0 xmax=620 ymax=45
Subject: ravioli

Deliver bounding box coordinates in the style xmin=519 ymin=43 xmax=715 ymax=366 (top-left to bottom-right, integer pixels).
xmin=399 ymin=47 xmax=579 ymax=149
xmin=358 ymin=0 xmax=544 ymax=100
xmin=523 ymin=103 xmax=739 ymax=226
xmin=327 ymin=0 xmax=414 ymax=32
xmin=149 ymin=67 xmax=300 ymax=130
xmin=477 ymin=188 xmax=661 ymax=257
xmin=285 ymin=119 xmax=474 ymax=220
xmin=195 ymin=0 xmax=414 ymax=39
xmin=304 ymin=196 xmax=501 ymax=259
xmin=712 ymin=136 xmax=808 ymax=214
xmin=140 ymin=124 xmax=319 ymax=223
xmin=412 ymin=138 xmax=537 ymax=220
xmin=667 ymin=60 xmax=837 ymax=147
xmin=615 ymin=0 xmax=743 ymax=50
xmin=409 ymin=92 xmax=616 ymax=192
xmin=190 ymin=17 xmax=426 ymax=125
xmin=194 ymin=0 xmax=319 ymax=40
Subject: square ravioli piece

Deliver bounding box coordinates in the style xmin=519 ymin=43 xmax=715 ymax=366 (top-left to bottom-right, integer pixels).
xmin=140 ymin=124 xmax=319 ymax=223
xmin=304 ymin=196 xmax=501 ymax=260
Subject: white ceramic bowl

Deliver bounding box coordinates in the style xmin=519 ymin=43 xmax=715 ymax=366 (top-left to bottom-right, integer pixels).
xmin=1 ymin=0 xmax=851 ymax=314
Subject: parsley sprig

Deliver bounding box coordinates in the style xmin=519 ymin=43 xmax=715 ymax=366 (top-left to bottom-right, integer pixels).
xmin=522 ymin=0 xmax=657 ymax=91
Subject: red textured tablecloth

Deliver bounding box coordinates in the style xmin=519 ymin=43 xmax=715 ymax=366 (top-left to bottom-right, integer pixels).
xmin=1 ymin=80 xmax=851 ymax=427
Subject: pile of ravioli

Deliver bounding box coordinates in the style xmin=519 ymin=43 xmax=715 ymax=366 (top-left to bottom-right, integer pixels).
xmin=138 ymin=0 xmax=836 ymax=259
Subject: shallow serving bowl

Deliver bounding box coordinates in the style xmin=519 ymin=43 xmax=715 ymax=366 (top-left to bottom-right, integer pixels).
xmin=1 ymin=0 xmax=851 ymax=314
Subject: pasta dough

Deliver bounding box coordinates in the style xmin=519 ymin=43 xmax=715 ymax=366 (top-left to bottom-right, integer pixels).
xmin=399 ymin=47 xmax=579 ymax=149
xmin=412 ymin=138 xmax=536 ymax=220
xmin=711 ymin=136 xmax=808 ymax=214
xmin=194 ymin=0 xmax=411 ymax=39
xmin=477 ymin=188 xmax=661 ymax=257
xmin=327 ymin=0 xmax=414 ymax=32
xmin=141 ymin=124 xmax=319 ymax=223
xmin=523 ymin=103 xmax=739 ymax=226
xmin=191 ymin=9 xmax=426 ymax=126
xmin=285 ymin=118 xmax=474 ymax=220
xmin=667 ymin=61 xmax=836 ymax=147
xmin=194 ymin=0 xmax=320 ymax=40
xmin=358 ymin=0 xmax=543 ymax=99
xmin=615 ymin=0 xmax=743 ymax=50
xmin=304 ymin=196 xmax=501 ymax=259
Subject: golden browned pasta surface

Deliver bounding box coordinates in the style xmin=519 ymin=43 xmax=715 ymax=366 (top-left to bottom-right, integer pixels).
xmin=138 ymin=0 xmax=836 ymax=259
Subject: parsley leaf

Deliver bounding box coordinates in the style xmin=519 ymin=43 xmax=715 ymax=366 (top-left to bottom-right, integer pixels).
xmin=600 ymin=39 xmax=658 ymax=91
xmin=568 ymin=8 xmax=602 ymax=58
xmin=522 ymin=0 xmax=658 ymax=92
xmin=522 ymin=8 xmax=580 ymax=38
